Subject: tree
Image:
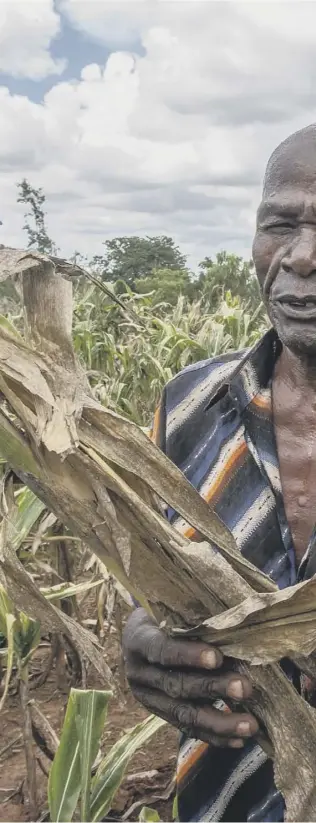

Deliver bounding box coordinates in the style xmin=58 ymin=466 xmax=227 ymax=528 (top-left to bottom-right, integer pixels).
xmin=17 ymin=179 xmax=57 ymax=256
xmin=135 ymin=267 xmax=194 ymax=306
xmin=197 ymin=251 xmax=261 ymax=311
xmin=92 ymin=235 xmax=188 ymax=287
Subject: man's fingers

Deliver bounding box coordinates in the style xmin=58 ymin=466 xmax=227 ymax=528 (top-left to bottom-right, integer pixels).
xmin=145 ymin=630 xmax=223 ymax=670
xmin=124 ymin=610 xmax=255 ymax=751
xmin=123 ymin=609 xmax=223 ymax=670
xmin=127 ymin=661 xmax=252 ymax=702
xmin=131 ymin=684 xmax=259 ymax=744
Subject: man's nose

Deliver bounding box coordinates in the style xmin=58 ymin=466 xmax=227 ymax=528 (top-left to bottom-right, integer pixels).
xmin=282 ymin=227 xmax=316 ymax=277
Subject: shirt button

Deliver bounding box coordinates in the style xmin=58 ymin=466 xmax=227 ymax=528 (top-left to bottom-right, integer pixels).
xmin=298 ymin=495 xmax=307 ymax=507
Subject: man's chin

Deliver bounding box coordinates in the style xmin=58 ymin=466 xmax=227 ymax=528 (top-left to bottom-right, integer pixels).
xmin=270 ymin=305 xmax=316 ymax=357
xmin=275 ymin=323 xmax=316 ymax=357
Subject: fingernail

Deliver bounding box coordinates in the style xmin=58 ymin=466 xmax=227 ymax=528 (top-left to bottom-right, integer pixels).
xmin=229 ymin=738 xmax=245 ymax=749
xmin=237 ymin=721 xmax=251 ymax=736
xmin=200 ymin=649 xmax=217 ymax=669
xmin=227 ymin=679 xmax=244 ymax=700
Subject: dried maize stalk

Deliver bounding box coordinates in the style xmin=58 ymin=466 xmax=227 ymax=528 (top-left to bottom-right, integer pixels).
xmin=0 ymin=247 xmax=316 ymax=819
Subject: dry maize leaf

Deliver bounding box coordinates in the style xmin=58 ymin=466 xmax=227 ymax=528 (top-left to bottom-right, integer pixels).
xmin=0 ymin=545 xmax=112 ymax=683
xmin=0 ymin=479 xmax=112 ymax=684
xmin=0 ymin=247 xmax=274 ymax=592
xmin=172 ymin=572 xmax=316 ymax=663
xmin=1 ymin=248 xmax=316 ymax=819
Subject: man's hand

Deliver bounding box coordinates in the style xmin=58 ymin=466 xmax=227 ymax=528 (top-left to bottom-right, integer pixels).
xmin=123 ymin=608 xmax=258 ymax=749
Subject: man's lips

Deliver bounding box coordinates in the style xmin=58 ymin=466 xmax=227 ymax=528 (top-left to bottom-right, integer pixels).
xmin=273 ymin=293 xmax=316 ymax=320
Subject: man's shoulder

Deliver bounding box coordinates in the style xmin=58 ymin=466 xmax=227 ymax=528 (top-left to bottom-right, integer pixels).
xmin=164 ymin=347 xmax=247 ymax=415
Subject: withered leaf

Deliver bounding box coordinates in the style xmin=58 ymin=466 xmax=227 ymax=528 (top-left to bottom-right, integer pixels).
xmin=0 ymin=246 xmax=316 ymax=821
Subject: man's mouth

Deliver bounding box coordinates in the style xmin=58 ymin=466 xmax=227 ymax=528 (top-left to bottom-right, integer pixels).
xmin=274 ymin=294 xmax=316 ymax=320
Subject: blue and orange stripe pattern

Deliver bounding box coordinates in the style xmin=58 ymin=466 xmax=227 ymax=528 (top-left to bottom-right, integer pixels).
xmin=151 ymin=328 xmax=300 ymax=822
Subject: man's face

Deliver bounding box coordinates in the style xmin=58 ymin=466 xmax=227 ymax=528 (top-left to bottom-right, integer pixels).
xmin=252 ymin=137 xmax=316 ymax=355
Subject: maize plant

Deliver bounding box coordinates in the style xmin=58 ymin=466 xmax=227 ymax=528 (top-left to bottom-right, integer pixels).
xmin=1 ymin=248 xmax=316 ymax=820
xmin=48 ymin=688 xmax=165 ymax=823
xmin=72 ymin=284 xmax=267 ymax=425
xmin=0 ymin=575 xmax=109 ymax=817
xmin=0 ymin=584 xmax=41 ymax=818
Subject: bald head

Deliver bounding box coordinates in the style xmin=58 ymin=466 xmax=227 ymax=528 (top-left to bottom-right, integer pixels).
xmin=264 ymin=124 xmax=316 ymax=196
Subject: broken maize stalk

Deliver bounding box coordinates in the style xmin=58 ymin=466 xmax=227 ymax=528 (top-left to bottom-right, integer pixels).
xmin=0 ymin=247 xmax=316 ymax=819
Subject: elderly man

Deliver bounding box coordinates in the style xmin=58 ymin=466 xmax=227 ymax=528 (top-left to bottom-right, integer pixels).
xmin=122 ymin=125 xmax=316 ymax=822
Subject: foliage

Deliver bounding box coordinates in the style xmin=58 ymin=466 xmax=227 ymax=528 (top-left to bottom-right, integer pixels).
xmin=48 ymin=688 xmax=166 ymax=822
xmin=12 ymin=178 xmax=263 ymax=316
xmin=17 ymin=179 xmax=57 ymax=256
xmin=0 ymin=182 xmax=268 ymax=822
xmin=0 ymin=584 xmax=41 ymax=683
xmin=73 ymin=284 xmax=267 ymax=426
xmin=92 ymin=235 xmax=188 ymax=287
xmin=135 ymin=267 xmax=195 ymax=305
xmin=0 ymin=574 xmax=103 ymax=710
xmin=0 ymin=586 xmax=17 ymax=710
xmin=198 ymin=251 xmax=261 ymax=311
xmin=139 ymin=808 xmax=161 ymax=821
xmin=0 ymin=584 xmax=41 ymax=816
xmin=0 ymin=482 xmax=164 ymax=817
xmin=1 ymin=250 xmax=315 ymax=823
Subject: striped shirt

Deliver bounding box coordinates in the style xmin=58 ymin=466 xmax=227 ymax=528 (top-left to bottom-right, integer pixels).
xmin=152 ymin=327 xmax=316 ymax=823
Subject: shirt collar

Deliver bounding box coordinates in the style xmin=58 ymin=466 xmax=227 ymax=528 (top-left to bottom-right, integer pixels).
xmin=205 ymin=328 xmax=282 ymax=415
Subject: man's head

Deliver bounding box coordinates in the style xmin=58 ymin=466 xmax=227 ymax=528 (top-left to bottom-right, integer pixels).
xmin=252 ymin=124 xmax=316 ymax=355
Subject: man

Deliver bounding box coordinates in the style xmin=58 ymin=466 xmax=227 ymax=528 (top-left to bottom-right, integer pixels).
xmin=122 ymin=125 xmax=316 ymax=822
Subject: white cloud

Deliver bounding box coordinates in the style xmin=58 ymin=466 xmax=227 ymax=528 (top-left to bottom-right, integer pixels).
xmin=0 ymin=0 xmax=66 ymax=79
xmin=59 ymin=0 xmax=154 ymax=47
xmin=2 ymin=1 xmax=316 ymax=266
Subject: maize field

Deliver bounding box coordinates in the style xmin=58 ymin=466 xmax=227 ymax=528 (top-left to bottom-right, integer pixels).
xmin=6 ymin=246 xmax=315 ymax=822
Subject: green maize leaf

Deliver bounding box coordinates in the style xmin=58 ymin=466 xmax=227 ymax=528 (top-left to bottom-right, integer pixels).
xmin=0 ymin=613 xmax=16 ymax=711
xmin=48 ymin=689 xmax=82 ymax=822
xmin=0 ymin=584 xmax=14 ymax=636
xmin=75 ymin=689 xmax=112 ymax=822
xmin=11 ymin=488 xmax=46 ymax=550
xmin=14 ymin=612 xmax=41 ymax=663
xmin=48 ymin=689 xmax=112 ymax=822
xmin=139 ymin=807 xmax=161 ymax=822
xmin=90 ymin=715 xmax=166 ymax=822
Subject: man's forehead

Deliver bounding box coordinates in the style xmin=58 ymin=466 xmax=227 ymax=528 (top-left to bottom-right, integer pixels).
xmin=264 ymin=131 xmax=316 ymax=193
xmin=258 ymin=191 xmax=316 ymax=218
xmin=258 ymin=181 xmax=316 ymax=217
xmin=262 ymin=162 xmax=316 ymax=211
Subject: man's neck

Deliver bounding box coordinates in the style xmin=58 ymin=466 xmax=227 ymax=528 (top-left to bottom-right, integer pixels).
xmin=274 ymin=344 xmax=316 ymax=391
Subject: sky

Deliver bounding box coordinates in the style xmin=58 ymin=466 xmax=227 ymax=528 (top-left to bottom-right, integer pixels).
xmin=1 ymin=0 xmax=316 ymax=270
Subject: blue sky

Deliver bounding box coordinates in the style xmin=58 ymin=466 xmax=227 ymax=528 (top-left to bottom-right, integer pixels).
xmin=1 ymin=1 xmax=316 ymax=268
xmin=0 ymin=3 xmax=146 ymax=103
xmin=0 ymin=16 xmax=112 ymax=102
